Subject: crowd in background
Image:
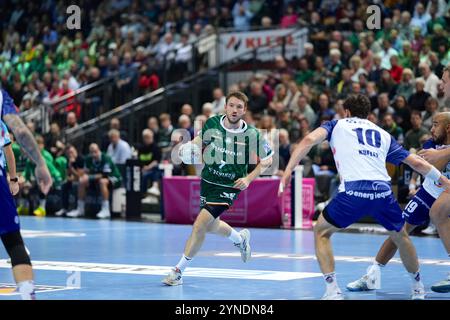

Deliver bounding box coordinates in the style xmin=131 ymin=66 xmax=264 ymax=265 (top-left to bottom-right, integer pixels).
xmin=2 ymin=0 xmax=450 ymax=219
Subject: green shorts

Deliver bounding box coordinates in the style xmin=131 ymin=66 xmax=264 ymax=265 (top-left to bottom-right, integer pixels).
xmin=200 ymin=180 xmax=241 ymax=209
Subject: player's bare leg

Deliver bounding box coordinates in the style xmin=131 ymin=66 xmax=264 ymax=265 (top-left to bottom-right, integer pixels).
xmin=96 ymin=178 xmax=111 ymax=219
xmin=347 ymin=223 xmax=417 ymax=291
xmin=163 ymin=209 xmax=250 ymax=286
xmin=389 ymin=226 xmax=425 ymax=299
xmin=430 ymin=192 xmax=450 ymax=293
xmin=313 ymin=214 xmax=343 ymax=300
xmin=184 ymin=209 xmax=215 ymax=258
xmin=66 ymin=174 xmax=88 ymax=218
xmin=1 ymin=232 xmax=36 ymax=300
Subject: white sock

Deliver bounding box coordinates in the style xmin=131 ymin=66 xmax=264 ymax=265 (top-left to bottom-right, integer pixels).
xmin=17 ymin=280 xmax=35 ymax=300
xmin=175 ymin=254 xmax=192 ymax=273
xmin=373 ymin=260 xmax=385 ymax=269
xmin=77 ymin=200 xmax=85 ymax=213
xmin=323 ymin=272 xmax=340 ymax=292
xmin=39 ymin=199 xmax=46 ymax=208
xmin=410 ymin=271 xmax=421 ymax=283
xmin=228 ymin=229 xmax=242 ymax=244
xmin=102 ymin=200 xmax=109 ymax=210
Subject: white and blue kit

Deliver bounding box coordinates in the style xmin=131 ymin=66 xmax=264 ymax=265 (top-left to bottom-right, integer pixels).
xmin=403 ymin=139 xmax=450 ymax=226
xmin=0 ymin=90 xmax=21 ymax=235
xmin=320 ymin=117 xmax=410 ymax=231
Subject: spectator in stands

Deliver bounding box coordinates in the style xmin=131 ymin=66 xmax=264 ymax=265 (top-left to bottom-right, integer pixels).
xmin=368 ymin=55 xmax=383 ymax=83
xmin=292 ymin=95 xmax=315 ymax=127
xmin=378 ymin=68 xmax=398 ymax=100
xmin=408 ymin=78 xmax=431 ymax=111
xmin=382 ymin=113 xmax=404 ymax=144
xmin=201 ymin=103 xmax=214 ymax=119
xmin=429 ymin=51 xmax=445 ymax=78
xmin=393 ymin=95 xmax=412 ymax=133
xmin=295 ymin=58 xmax=313 ymax=86
xmin=178 ymin=114 xmax=194 ymax=139
xmin=276 ymin=110 xmax=300 ymax=142
xmin=418 ymin=61 xmax=440 ymax=98
xmin=232 ymin=0 xmax=253 ymax=31
xmin=278 ymin=128 xmax=291 ymax=171
xmin=404 ymin=111 xmax=429 ymax=151
xmin=269 ymin=83 xmax=290 ymax=115
xmin=389 ymin=55 xmax=404 ymax=84
xmin=55 ymin=144 xmax=85 ymax=217
xmin=158 ymin=113 xmax=174 ymax=160
xmin=107 ymin=129 xmax=132 ymax=166
xmin=211 ymin=87 xmax=226 ymax=115
xmin=410 ymin=2 xmax=431 ymax=36
xmin=66 ymin=143 xmax=122 ymax=219
xmin=314 ymin=94 xmax=335 ymax=128
xmin=280 ymin=3 xmax=298 ymax=28
xmin=247 ymin=81 xmax=268 ymax=116
xmin=396 ymin=68 xmax=415 ymax=101
xmin=147 ymin=116 xmax=159 ymax=137
xmin=101 ymin=117 xmax=129 ymax=151
xmin=138 ymin=64 xmax=159 ymax=94
xmin=350 ymin=55 xmax=367 ymax=83
xmin=373 ymin=93 xmax=396 ymax=122
xmin=174 ymin=33 xmax=193 ymax=79
xmin=327 ymin=49 xmax=343 ymax=87
xmin=180 ymin=104 xmax=194 ymax=121
xmin=66 ymin=112 xmax=78 ymax=130
xmin=45 ymin=122 xmax=66 ymax=160
xmin=422 ymin=97 xmax=440 ymax=130
xmin=138 ymin=129 xmax=162 ymax=196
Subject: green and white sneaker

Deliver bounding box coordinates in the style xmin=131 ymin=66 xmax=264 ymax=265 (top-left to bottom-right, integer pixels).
xmin=431 ymin=273 xmax=450 ymax=293
xmin=162 ymin=268 xmax=183 ymax=286
xmin=346 ymin=264 xmax=381 ymax=291
xmin=235 ymin=229 xmax=251 ymax=263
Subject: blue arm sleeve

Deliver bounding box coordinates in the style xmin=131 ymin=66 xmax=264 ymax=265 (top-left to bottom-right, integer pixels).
xmin=386 ymin=135 xmax=410 ymax=165
xmin=422 ymin=139 xmax=436 ymax=150
xmin=320 ymin=119 xmax=338 ymax=141
xmin=1 ymin=90 xmax=18 ymax=117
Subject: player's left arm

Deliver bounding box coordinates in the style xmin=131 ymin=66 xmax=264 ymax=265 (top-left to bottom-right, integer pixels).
xmin=279 ymin=127 xmax=328 ymax=195
xmin=233 ymin=156 xmax=273 ymax=190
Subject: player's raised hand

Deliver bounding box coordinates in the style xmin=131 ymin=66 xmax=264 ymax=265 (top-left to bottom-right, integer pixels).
xmin=278 ymin=171 xmax=291 ymax=197
xmin=418 ymin=148 xmax=440 ymax=163
xmin=233 ymin=177 xmax=250 ymax=190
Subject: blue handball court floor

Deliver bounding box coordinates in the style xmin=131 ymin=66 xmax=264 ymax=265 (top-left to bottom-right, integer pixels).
xmin=0 ymin=216 xmax=449 ymax=300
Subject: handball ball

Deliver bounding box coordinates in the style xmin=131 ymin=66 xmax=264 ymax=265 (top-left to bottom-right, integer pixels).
xmin=179 ymin=142 xmax=202 ymax=164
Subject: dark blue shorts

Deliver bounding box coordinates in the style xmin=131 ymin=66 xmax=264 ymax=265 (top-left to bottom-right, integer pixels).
xmin=323 ymin=181 xmax=405 ymax=232
xmin=0 ymin=168 xmax=20 ymax=236
xmin=402 ymin=187 xmax=436 ymax=226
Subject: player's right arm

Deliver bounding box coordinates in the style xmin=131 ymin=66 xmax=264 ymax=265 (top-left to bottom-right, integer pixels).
xmin=403 ymin=154 xmax=450 ymax=192
xmin=279 ymin=126 xmax=328 ymax=195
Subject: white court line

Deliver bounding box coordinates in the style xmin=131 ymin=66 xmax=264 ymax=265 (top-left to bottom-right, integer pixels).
xmin=0 ymin=260 xmax=321 ymax=281
xmin=213 ymin=253 xmax=450 ymax=266
xmin=21 ymin=230 xmax=86 ymax=238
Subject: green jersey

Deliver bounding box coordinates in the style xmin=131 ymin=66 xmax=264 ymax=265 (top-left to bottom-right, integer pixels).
xmin=84 ymin=152 xmax=122 ymax=187
xmin=200 ymin=115 xmax=273 ymax=188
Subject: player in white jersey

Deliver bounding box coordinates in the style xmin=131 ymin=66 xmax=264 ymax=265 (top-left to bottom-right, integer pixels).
xmin=0 ymin=120 xmax=36 ymax=299
xmin=279 ymin=94 xmax=450 ymax=300
xmin=346 ymin=112 xmax=450 ymax=293
xmin=418 ymin=66 xmax=450 ymax=293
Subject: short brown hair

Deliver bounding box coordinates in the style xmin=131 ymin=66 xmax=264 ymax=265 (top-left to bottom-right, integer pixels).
xmin=226 ymin=91 xmax=249 ymax=108
xmin=343 ymin=94 xmax=371 ymax=119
